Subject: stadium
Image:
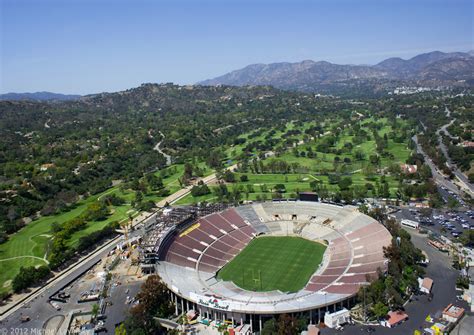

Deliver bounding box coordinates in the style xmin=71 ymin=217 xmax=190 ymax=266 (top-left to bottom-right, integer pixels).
xmin=155 ymin=201 xmax=392 ymax=331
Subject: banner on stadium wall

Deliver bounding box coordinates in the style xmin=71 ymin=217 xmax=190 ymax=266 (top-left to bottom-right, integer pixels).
xmin=190 ymin=292 xmax=233 ymax=311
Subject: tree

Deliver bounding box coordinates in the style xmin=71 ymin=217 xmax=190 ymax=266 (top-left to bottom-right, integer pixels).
xmin=277 ymin=314 xmax=298 ymax=335
xmin=371 ymin=301 xmax=389 ymax=319
xmin=261 ymin=318 xmax=277 ymax=335
xmin=190 ymin=182 xmax=211 ymax=197
xmin=418 ymin=165 xmax=432 ymax=181
xmin=354 ymin=185 xmax=368 ymax=200
xmin=49 ymin=237 xmax=70 ymax=268
xmin=12 ymin=265 xmax=51 ymax=293
xmin=328 ymin=174 xmax=341 ymax=184
xmin=341 ymin=189 xmax=354 ymax=203
xmin=91 ymin=303 xmax=100 ymax=320
xmin=240 ymin=174 xmax=249 ymax=182
xmin=338 ymin=177 xmax=352 ymax=191
xmin=125 ymin=275 xmax=173 ymax=334
xmin=115 ymin=324 xmax=127 ymax=335
xmin=84 ymin=201 xmax=110 ymax=221
xmin=101 ymin=194 xmax=125 ymax=206
xmin=369 ymin=154 xmax=380 ymax=166
xmin=214 ymin=183 xmax=229 ymax=201
xmin=246 ymin=184 xmax=254 ymax=194
xmin=381 ymin=181 xmax=390 ymax=198
xmin=354 ymin=149 xmax=366 ymax=161
xmin=469 ymin=173 xmax=474 ymax=183
xmin=460 ymin=230 xmax=474 ymax=247
xmin=147 ymin=174 xmax=164 ymax=190
xmin=223 ymin=170 xmax=236 ymax=182
xmin=447 ymin=196 xmax=459 ymax=209
xmin=184 ymin=162 xmax=193 ymax=179
xmin=273 ymin=184 xmax=286 ymax=193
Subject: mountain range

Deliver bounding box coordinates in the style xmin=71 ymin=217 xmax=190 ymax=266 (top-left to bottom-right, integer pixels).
xmin=0 ymin=91 xmax=81 ymax=101
xmin=1 ymin=51 xmax=472 ymax=101
xmin=199 ymin=51 xmax=474 ymax=94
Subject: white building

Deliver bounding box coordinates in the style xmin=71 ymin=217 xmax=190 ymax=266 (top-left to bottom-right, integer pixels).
xmin=324 ymin=308 xmax=350 ymax=328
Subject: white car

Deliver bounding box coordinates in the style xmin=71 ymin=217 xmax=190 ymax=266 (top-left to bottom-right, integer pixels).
xmin=49 ymin=301 xmax=61 ymax=311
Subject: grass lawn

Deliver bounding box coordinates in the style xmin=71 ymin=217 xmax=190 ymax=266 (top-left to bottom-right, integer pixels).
xmin=217 ymin=236 xmax=326 ymax=292
xmin=0 ymin=164 xmax=186 ymax=294
xmin=176 ymin=169 xmax=401 ymax=205
xmin=226 ymin=121 xmax=315 ymax=159
xmin=176 ymin=173 xmax=315 ymax=205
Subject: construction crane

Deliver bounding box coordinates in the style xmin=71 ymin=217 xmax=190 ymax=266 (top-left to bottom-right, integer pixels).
xmin=117 ymin=214 xmax=133 ymax=249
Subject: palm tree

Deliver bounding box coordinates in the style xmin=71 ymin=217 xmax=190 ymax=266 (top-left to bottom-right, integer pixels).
xmin=91 ymin=303 xmax=99 ymax=321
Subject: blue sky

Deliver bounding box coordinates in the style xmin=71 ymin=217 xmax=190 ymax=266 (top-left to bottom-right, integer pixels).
xmin=1 ymin=0 xmax=472 ymax=94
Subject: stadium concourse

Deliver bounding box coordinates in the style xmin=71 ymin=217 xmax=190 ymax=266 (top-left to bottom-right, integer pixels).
xmin=155 ymin=201 xmax=392 ymax=332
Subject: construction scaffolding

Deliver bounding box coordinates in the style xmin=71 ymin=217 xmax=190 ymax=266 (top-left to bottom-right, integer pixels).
xmin=138 ymin=203 xmax=232 ymax=272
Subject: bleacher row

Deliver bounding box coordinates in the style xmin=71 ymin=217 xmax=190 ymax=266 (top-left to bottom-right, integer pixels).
xmin=164 ymin=202 xmax=391 ymax=296
xmin=165 ymin=208 xmax=257 ymax=272
xmin=304 ymin=220 xmax=390 ymax=295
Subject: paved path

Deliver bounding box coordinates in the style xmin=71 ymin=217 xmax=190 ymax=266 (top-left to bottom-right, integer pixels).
xmin=153 ymin=130 xmax=172 ymax=166
xmin=157 ymin=163 xmax=238 ymax=207
xmin=0 ymin=255 xmax=48 ymax=263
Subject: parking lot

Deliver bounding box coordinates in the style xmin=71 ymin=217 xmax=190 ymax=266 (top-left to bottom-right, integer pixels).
xmin=393 ymin=204 xmax=474 ymax=242
xmin=323 ymin=227 xmax=470 ymax=335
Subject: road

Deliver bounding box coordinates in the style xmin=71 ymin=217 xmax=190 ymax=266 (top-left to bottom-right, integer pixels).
xmin=435 ymin=108 xmax=473 ymax=195
xmin=102 ymin=265 xmax=144 ymax=333
xmin=412 ymin=134 xmax=460 ymax=195
xmin=0 ymin=244 xmax=110 ymax=329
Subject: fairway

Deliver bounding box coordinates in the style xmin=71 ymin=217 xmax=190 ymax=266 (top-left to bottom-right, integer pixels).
xmin=0 ymin=164 xmax=186 ymax=294
xmin=217 ymin=236 xmax=326 ymax=292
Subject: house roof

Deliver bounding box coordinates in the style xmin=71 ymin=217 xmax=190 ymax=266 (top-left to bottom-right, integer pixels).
xmin=307 ymin=325 xmax=320 ymax=335
xmin=462 ymin=141 xmax=474 ymax=147
xmin=400 ymin=164 xmax=418 ymax=174
xmin=442 ymin=304 xmax=465 ymax=318
xmin=387 ymin=311 xmax=408 ymax=325
xmin=422 ymin=277 xmax=433 ymax=290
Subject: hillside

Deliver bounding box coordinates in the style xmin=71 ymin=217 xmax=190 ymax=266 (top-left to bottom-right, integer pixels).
xmin=0 ymin=91 xmax=81 ymax=101
xmin=199 ymin=51 xmax=474 ymax=94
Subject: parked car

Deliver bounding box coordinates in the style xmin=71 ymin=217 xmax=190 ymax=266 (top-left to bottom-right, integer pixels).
xmin=20 ymin=315 xmax=30 ymax=323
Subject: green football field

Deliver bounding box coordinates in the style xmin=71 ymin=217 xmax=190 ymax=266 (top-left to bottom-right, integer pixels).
xmin=217 ymin=236 xmax=326 ymax=292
